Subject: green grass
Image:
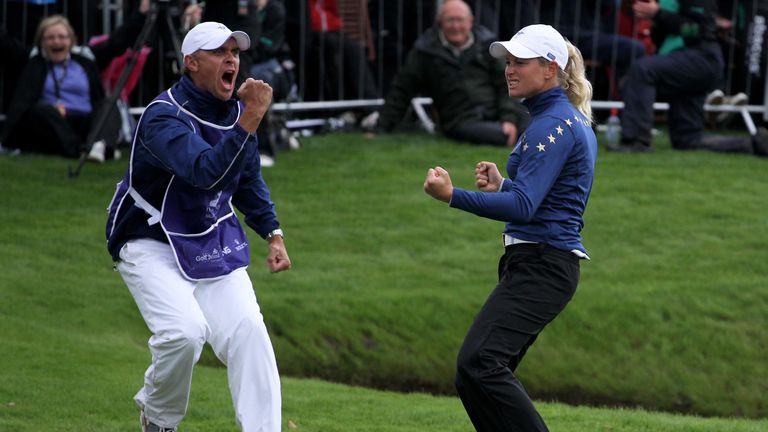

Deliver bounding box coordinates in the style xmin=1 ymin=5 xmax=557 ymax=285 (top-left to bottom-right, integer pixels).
xmin=0 ymin=131 xmax=766 ymax=430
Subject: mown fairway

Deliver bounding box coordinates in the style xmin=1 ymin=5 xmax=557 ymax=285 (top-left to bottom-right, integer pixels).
xmin=0 ymin=131 xmax=766 ymax=430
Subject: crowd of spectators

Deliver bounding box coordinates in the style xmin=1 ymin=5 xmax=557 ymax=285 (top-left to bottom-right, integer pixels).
xmin=1 ymin=0 xmax=767 ymax=159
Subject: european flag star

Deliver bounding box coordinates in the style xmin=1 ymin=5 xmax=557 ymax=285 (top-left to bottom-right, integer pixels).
xmin=523 ymin=143 xmax=529 ymax=152
xmin=556 ymin=125 xmax=564 ymax=135
xmin=537 ymin=142 xmax=546 ymax=152
xmin=565 ymin=119 xmax=573 ymax=127
xmin=547 ymin=134 xmax=556 ymax=143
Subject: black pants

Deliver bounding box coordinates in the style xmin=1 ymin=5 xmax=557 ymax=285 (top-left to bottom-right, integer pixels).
xmin=7 ymin=103 xmax=91 ymax=158
xmin=456 ymin=243 xmax=580 ymax=432
xmin=620 ymin=43 xmax=723 ymax=148
xmin=446 ymin=121 xmax=510 ymax=147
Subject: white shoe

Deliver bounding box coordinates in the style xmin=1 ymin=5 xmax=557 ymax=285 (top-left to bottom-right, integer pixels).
xmin=87 ymin=140 xmax=106 ymax=163
xmin=260 ymin=154 xmax=275 ymax=168
xmin=360 ymin=111 xmax=380 ymax=129
xmin=288 ymin=135 xmax=301 ymax=150
xmin=339 ymin=110 xmax=358 ymax=126
xmin=705 ymin=89 xmax=724 ymax=105
xmin=717 ymin=92 xmax=748 ymax=124
xmin=0 ymin=143 xmax=20 ymax=156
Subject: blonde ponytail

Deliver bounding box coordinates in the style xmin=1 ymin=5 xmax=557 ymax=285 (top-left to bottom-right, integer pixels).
xmin=558 ymin=41 xmax=593 ymax=124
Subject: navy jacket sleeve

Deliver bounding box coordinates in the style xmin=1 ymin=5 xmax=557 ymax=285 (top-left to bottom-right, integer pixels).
xmin=450 ymin=115 xmax=574 ymax=222
xmin=233 ymin=155 xmax=280 ymax=238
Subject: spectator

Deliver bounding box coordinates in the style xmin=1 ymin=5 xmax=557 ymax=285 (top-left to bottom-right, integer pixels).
xmin=374 ymin=0 xmax=529 ymax=147
xmin=306 ymin=0 xmax=378 ymax=100
xmin=609 ymin=0 xmax=767 ymax=156
xmin=540 ymin=0 xmax=647 ymax=98
xmin=249 ymin=0 xmax=294 ymax=102
xmin=106 ymin=21 xmax=291 ymax=431
xmin=0 ymin=25 xmax=31 ymax=114
xmin=248 ymin=0 xmax=298 ymax=167
xmin=0 ymin=2 xmax=149 ymax=161
xmin=470 ymin=0 xmax=535 ymax=39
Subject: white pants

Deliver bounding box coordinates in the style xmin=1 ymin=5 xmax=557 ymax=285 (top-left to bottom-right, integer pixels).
xmin=118 ymin=238 xmax=281 ymax=431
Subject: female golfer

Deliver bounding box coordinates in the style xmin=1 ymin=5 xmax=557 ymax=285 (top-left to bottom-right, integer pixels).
xmin=423 ymin=24 xmax=597 ymax=431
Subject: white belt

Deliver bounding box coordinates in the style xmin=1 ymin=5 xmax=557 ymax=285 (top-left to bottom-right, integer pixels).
xmin=503 ymin=234 xmax=537 ymax=247
xmin=503 ymin=233 xmax=590 ymax=260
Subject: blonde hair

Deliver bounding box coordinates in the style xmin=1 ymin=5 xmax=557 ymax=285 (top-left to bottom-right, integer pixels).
xmin=556 ymin=41 xmax=593 ymax=124
xmin=34 ymin=15 xmax=77 ymax=50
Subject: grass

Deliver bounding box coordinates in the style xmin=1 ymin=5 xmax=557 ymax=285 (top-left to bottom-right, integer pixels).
xmin=0 ymin=130 xmax=766 ymax=430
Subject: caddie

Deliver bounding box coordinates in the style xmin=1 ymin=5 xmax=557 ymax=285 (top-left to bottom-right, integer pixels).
xmin=106 ymin=21 xmax=290 ymax=432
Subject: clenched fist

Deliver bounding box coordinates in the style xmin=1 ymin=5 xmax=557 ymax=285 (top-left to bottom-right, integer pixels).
xmin=423 ymin=166 xmax=454 ymax=203
xmin=238 ymin=78 xmax=273 ymax=133
xmin=266 ymin=236 xmax=292 ymax=273
xmin=474 ymin=161 xmax=503 ymax=192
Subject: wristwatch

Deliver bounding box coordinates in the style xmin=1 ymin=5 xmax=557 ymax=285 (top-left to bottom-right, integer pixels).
xmin=266 ymin=228 xmax=284 ymax=240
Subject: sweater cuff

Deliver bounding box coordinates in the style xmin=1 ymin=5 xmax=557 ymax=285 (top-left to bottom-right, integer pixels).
xmin=233 ymin=123 xmax=254 ymax=139
xmin=449 ymin=188 xmax=466 ymax=209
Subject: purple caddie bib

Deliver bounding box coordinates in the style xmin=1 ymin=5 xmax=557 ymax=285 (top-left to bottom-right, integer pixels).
xmin=111 ymin=90 xmax=251 ymax=280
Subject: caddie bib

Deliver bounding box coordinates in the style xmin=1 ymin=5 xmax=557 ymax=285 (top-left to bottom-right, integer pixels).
xmin=119 ymin=90 xmax=251 ymax=280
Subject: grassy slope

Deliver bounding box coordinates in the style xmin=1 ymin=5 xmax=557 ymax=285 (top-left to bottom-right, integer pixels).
xmin=0 ymin=131 xmax=766 ymax=430
xmin=255 ymin=132 xmax=768 ymax=417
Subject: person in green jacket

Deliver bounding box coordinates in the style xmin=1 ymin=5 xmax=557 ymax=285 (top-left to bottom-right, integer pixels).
xmin=373 ymin=0 xmax=529 ymax=147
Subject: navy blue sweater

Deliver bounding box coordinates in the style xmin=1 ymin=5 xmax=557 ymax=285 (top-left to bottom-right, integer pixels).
xmin=450 ymin=87 xmax=597 ymax=254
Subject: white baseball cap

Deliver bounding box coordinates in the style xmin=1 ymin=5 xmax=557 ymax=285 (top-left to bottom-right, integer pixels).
xmin=489 ymin=24 xmax=568 ymax=71
xmin=181 ymin=21 xmax=250 ymax=57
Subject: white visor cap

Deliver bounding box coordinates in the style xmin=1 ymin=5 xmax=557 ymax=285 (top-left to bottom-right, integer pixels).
xmin=489 ymin=24 xmax=568 ymax=71
xmin=181 ymin=21 xmax=250 ymax=57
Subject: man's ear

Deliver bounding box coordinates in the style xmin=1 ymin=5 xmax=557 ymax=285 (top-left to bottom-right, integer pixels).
xmin=183 ymin=54 xmax=198 ymax=72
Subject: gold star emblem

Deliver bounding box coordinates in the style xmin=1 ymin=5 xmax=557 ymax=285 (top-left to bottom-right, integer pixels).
xmin=537 ymin=142 xmax=546 ymax=152
xmin=575 ymin=115 xmax=580 ymax=123
xmin=523 ymin=143 xmax=529 ymax=152
xmin=556 ymin=125 xmax=563 ymax=135
xmin=547 ymin=134 xmax=556 ymax=143
xmin=565 ymin=119 xmax=573 ymax=127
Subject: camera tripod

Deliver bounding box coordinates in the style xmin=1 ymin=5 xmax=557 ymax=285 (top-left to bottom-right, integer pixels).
xmin=69 ymin=0 xmax=183 ymax=178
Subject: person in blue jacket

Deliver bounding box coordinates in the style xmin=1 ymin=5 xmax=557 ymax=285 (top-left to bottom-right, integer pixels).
xmin=106 ymin=22 xmax=290 ymax=432
xmin=424 ymin=24 xmax=597 ymax=432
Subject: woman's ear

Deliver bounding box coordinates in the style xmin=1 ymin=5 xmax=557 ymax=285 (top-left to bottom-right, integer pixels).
xmin=546 ymin=61 xmax=559 ymax=80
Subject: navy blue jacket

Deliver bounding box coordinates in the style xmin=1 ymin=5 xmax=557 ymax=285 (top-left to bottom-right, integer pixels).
xmin=106 ymin=75 xmax=279 ymax=261
xmin=450 ymin=87 xmax=597 ymax=254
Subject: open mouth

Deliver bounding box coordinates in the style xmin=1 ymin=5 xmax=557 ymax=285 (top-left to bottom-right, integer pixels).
xmin=221 ymin=71 xmax=235 ymax=90
xmin=48 ymin=47 xmax=67 ymax=57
